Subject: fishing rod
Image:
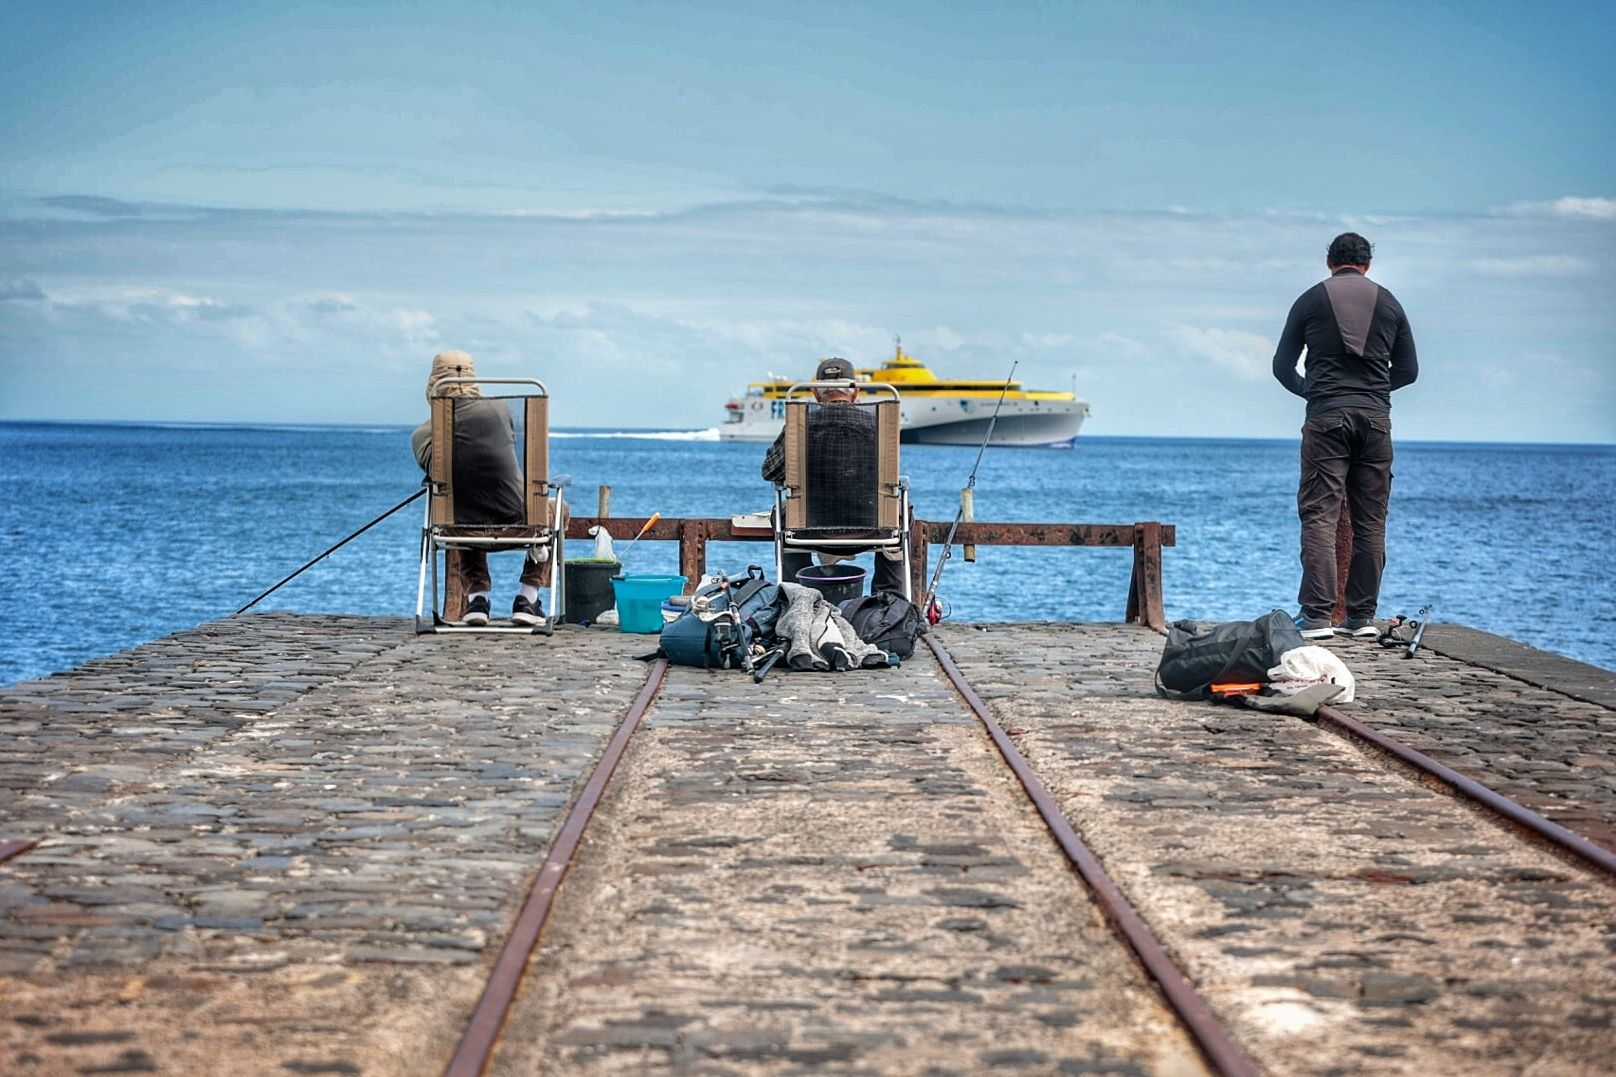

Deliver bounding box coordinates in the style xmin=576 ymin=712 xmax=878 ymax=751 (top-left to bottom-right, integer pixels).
xmin=922 ymin=362 xmax=1017 ymax=623
xmin=616 ymin=512 xmax=661 ymax=567
xmin=236 ymin=488 xmax=425 ymax=615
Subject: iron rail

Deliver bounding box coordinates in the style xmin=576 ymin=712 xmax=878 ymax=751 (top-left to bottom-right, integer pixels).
xmin=924 ymin=634 xmax=1261 ymax=1077
xmin=1312 ymin=704 xmax=1616 ymax=879
xmin=0 ymin=838 xmax=36 ymax=865
xmin=443 ymin=658 xmax=671 ymax=1077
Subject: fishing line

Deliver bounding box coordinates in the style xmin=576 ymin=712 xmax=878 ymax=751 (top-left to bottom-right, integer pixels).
xmin=236 ymin=488 xmax=425 ymax=615
xmin=923 ymin=362 xmax=1017 ymax=619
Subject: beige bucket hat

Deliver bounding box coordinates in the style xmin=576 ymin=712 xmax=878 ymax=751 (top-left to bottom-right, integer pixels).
xmin=426 ymin=349 xmax=483 ymax=401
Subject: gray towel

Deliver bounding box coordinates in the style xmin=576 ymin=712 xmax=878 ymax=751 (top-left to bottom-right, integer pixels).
xmin=776 ymin=583 xmax=889 ymax=672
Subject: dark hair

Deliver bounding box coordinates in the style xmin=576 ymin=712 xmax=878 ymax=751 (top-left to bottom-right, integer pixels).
xmin=1327 ymin=232 xmax=1373 ymax=267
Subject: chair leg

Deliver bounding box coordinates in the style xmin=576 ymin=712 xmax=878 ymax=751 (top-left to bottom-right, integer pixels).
xmin=772 ymin=502 xmax=786 ymax=585
xmin=900 ymin=491 xmax=914 ymax=603
xmin=545 ymin=515 xmax=563 ymax=636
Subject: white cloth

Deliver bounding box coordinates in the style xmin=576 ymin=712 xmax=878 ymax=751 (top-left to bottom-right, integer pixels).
xmin=1268 ymin=646 xmax=1356 ymax=703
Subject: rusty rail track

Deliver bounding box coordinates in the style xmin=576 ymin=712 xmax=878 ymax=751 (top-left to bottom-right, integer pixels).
xmin=923 ymin=634 xmax=1260 ymax=1077
xmin=443 ymin=658 xmax=670 ymax=1077
xmin=1311 ymin=704 xmax=1616 ymax=879
xmin=0 ymin=838 xmax=36 ymax=865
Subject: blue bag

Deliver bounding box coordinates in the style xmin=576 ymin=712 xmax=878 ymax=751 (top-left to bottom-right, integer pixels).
xmin=660 ymin=566 xmax=782 ymax=669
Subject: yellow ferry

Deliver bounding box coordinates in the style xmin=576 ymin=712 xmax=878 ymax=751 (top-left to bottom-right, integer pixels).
xmin=721 ymin=343 xmax=1090 ymax=446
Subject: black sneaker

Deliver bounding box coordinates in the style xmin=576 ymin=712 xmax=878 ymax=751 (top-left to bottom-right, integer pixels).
xmin=511 ymin=595 xmax=544 ymax=626
xmin=1293 ymin=613 xmax=1334 ymax=640
xmin=1339 ymin=617 xmax=1380 ymax=639
xmin=463 ymin=595 xmax=491 ymax=626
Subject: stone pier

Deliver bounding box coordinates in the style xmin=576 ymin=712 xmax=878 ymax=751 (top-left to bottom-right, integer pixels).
xmin=2 ymin=615 xmax=1613 ymax=1074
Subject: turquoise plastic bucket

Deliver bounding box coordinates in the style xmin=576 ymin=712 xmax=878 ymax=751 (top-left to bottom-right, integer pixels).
xmin=611 ymin=574 xmax=686 ymax=633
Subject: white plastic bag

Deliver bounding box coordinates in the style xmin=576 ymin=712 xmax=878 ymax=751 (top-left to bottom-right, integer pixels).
xmin=1268 ymin=645 xmax=1356 ymax=703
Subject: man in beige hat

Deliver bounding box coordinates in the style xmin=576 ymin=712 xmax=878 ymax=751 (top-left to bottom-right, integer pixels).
xmin=411 ymin=350 xmax=547 ymax=625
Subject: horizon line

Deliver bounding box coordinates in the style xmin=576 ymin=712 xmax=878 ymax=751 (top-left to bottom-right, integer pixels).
xmin=0 ymin=417 xmax=1610 ymax=450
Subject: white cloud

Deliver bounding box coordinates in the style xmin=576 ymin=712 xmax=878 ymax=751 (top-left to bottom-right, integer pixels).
xmin=1473 ymin=255 xmax=1594 ymax=276
xmin=1166 ymin=326 xmax=1273 ymax=380
xmin=1498 ymin=196 xmax=1616 ymax=221
xmin=2 ymin=193 xmax=1612 ymax=440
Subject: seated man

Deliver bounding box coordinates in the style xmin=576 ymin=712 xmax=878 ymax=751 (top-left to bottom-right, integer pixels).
xmin=411 ymin=350 xmax=547 ymax=626
xmin=761 ymin=356 xmax=905 ymax=594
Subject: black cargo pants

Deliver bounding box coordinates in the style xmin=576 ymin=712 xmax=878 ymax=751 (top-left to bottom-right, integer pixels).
xmin=1297 ymin=407 xmax=1394 ymax=621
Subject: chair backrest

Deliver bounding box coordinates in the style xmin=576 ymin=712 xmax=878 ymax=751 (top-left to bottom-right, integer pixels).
xmin=781 ymin=382 xmax=901 ymax=531
xmin=427 ymin=378 xmax=550 ymax=527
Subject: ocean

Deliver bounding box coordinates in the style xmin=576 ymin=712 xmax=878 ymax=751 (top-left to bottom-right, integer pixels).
xmin=1 ymin=421 xmax=1611 ymax=685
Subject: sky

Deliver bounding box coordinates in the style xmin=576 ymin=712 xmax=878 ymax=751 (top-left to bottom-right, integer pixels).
xmin=1 ymin=0 xmax=1612 ymax=441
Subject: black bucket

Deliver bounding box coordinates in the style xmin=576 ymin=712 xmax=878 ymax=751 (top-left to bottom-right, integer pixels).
xmin=563 ymin=560 xmax=622 ymax=624
xmin=795 ymin=562 xmax=867 ymax=605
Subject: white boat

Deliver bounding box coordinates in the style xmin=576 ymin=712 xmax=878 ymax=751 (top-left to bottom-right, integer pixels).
xmin=721 ymin=344 xmax=1090 ymax=447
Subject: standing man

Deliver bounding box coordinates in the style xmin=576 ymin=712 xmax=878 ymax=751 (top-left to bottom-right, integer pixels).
xmin=1273 ymin=233 xmax=1418 ymax=639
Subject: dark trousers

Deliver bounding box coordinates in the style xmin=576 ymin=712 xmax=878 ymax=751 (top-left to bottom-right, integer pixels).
xmin=1297 ymin=408 xmax=1394 ymax=621
xmin=453 ymin=549 xmax=548 ymax=595
xmin=783 ymin=549 xmax=906 ymax=595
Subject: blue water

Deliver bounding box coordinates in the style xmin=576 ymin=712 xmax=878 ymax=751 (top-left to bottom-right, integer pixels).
xmin=2 ymin=421 xmax=1611 ymax=685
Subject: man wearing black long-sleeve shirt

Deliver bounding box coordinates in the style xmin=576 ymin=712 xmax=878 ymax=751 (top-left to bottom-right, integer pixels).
xmin=1273 ymin=232 xmax=1418 ymax=639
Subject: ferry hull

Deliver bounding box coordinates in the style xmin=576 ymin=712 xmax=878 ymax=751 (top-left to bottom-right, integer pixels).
xmin=905 ymin=410 xmax=1084 ymax=447
xmin=721 ymin=396 xmax=1088 ymax=447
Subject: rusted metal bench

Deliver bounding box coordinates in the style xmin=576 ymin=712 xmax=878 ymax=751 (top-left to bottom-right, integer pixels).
xmin=563 ymin=516 xmax=1175 ymax=630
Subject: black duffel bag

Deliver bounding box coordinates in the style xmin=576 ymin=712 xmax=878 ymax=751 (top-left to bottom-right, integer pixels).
xmin=1155 ymin=609 xmax=1306 ymax=701
xmin=838 ymin=591 xmax=926 ymax=659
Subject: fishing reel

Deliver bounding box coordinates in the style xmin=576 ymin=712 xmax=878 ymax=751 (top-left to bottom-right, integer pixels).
xmin=1381 ymin=604 xmax=1432 ymax=658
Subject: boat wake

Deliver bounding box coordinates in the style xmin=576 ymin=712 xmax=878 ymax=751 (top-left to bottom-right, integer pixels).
xmin=553 ymin=427 xmax=722 ymax=442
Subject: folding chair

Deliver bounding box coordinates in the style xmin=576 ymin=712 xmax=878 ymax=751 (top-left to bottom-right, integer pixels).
xmin=415 ymin=377 xmax=567 ymax=634
xmin=772 ymin=380 xmax=913 ymax=600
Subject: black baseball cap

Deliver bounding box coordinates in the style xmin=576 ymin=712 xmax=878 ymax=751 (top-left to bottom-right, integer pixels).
xmin=815 ymin=357 xmax=855 ymax=380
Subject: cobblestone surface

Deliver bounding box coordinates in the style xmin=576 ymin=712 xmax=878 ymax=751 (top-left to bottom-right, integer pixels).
xmin=2 ymin=616 xmax=648 ymax=1075
xmin=936 ymin=622 xmax=1616 ymax=1076
xmin=1345 ymin=626 xmax=1616 ymax=850
xmin=5 ymin=615 xmax=1613 ymax=1074
xmin=496 ymin=660 xmax=1207 ymax=1075
xmin=1 ymin=615 xmax=399 ymax=838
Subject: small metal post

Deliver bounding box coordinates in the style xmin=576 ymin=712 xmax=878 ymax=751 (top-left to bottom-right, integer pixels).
xmin=961 ymin=488 xmax=976 ymax=563
xmin=678 ymin=520 xmax=707 ymax=594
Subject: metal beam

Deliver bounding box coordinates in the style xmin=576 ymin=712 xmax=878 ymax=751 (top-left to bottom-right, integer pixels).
xmin=561 ymin=516 xmax=1173 ymax=628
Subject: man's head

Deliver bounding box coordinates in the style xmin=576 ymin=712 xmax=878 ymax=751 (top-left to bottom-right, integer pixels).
xmin=1326 ymin=232 xmax=1373 ymax=271
xmin=427 ymin=349 xmax=482 ymax=401
xmin=813 ymin=357 xmax=858 ymax=403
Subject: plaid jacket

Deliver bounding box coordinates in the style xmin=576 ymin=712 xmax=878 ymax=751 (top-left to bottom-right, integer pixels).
xmin=761 ymin=401 xmax=879 ymax=527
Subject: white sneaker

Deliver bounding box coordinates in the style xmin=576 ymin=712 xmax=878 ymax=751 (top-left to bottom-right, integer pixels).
xmin=1294 ymin=614 xmax=1335 ymax=640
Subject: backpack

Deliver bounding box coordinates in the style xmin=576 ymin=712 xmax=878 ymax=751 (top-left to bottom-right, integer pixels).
xmin=1155 ymin=609 xmax=1305 ymax=701
xmin=660 ymin=566 xmax=782 ymax=669
xmin=837 ymin=591 xmax=926 ymax=659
